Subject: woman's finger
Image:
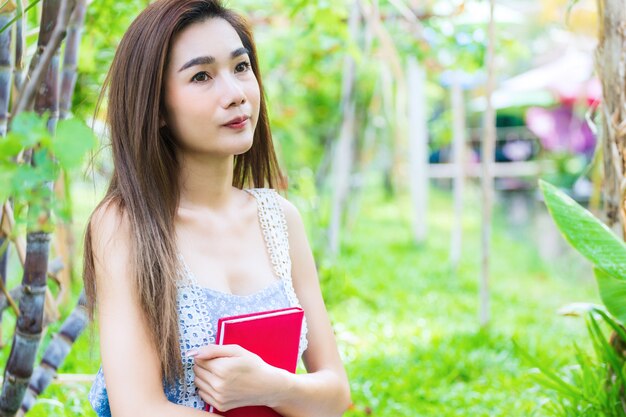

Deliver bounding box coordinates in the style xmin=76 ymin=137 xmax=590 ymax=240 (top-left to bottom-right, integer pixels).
xmin=188 ymin=343 xmax=243 ymax=360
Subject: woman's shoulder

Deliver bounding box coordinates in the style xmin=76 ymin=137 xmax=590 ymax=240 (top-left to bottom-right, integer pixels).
xmin=89 ymin=198 xmax=132 ymax=262
xmin=274 ymin=192 xmax=302 ymax=227
xmin=246 ymin=187 xmax=303 ymax=229
xmin=272 ymin=191 xmax=308 ymax=250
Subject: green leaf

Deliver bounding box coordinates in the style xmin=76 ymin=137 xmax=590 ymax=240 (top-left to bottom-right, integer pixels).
xmin=0 ymin=161 xmax=16 ymax=202
xmin=10 ymin=112 xmax=50 ymax=147
xmin=32 ymin=148 xmax=59 ymax=182
xmin=287 ymin=0 xmax=309 ymax=19
xmin=512 ymin=339 xmax=581 ymax=399
xmin=587 ymin=313 xmax=625 ymax=386
xmin=593 ymin=307 xmax=626 ymax=344
xmin=0 ymin=0 xmax=42 ymax=34
xmin=0 ymin=134 xmax=23 ymax=159
xmin=52 ymin=118 xmax=97 ymax=170
xmin=595 ymin=268 xmax=626 ymax=325
xmin=539 ymin=180 xmax=626 ymax=280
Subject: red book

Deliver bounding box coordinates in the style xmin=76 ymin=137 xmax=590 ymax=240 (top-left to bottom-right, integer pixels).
xmin=205 ymin=307 xmax=304 ymax=416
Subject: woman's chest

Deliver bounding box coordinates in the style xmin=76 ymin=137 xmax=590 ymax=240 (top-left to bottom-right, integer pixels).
xmin=176 ymin=221 xmax=279 ymax=295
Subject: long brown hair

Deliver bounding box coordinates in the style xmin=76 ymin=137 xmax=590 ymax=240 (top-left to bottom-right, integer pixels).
xmin=83 ymin=0 xmax=283 ymax=384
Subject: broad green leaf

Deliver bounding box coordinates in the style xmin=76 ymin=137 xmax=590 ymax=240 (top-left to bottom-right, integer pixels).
xmin=595 ymin=268 xmax=626 ymax=325
xmin=0 ymin=134 xmax=23 ymax=159
xmin=539 ymin=180 xmax=626 ymax=280
xmin=10 ymin=111 xmax=50 ymax=147
xmin=53 ymin=118 xmax=97 ymax=170
xmin=12 ymin=163 xmax=44 ymax=192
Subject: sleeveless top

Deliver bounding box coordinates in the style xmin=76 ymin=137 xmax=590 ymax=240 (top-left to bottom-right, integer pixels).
xmin=89 ymin=188 xmax=309 ymax=416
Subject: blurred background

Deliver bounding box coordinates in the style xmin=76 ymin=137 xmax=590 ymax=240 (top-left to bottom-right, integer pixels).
xmin=1 ymin=0 xmax=621 ymax=416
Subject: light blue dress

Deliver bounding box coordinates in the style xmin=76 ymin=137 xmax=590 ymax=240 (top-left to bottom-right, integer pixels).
xmin=89 ymin=188 xmax=309 ymax=416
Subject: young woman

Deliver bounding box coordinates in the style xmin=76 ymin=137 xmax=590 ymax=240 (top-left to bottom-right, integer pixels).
xmin=83 ymin=1 xmax=351 ymax=416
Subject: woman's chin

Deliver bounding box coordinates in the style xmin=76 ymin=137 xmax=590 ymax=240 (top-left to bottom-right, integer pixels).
xmin=232 ymin=136 xmax=254 ymax=156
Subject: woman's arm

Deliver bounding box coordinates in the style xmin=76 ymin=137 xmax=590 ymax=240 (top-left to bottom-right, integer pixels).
xmin=273 ymin=196 xmax=352 ymax=417
xmin=91 ymin=203 xmax=218 ymax=417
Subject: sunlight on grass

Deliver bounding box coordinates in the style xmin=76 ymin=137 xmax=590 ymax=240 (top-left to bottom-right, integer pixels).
xmin=320 ymin=185 xmax=596 ymax=416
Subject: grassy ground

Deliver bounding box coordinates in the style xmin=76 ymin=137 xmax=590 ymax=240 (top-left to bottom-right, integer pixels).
xmin=314 ymin=184 xmax=596 ymax=417
xmin=1 ymin=182 xmax=598 ymax=416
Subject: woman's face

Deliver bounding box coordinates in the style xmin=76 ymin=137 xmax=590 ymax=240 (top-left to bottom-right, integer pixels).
xmin=163 ymin=18 xmax=260 ymax=158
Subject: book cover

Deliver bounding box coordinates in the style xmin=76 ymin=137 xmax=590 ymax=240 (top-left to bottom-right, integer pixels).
xmin=205 ymin=307 xmax=304 ymax=416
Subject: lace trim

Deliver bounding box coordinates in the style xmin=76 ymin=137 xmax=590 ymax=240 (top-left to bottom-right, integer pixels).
xmin=244 ymin=189 xmax=309 ymax=355
xmin=175 ymin=257 xmax=211 ymax=409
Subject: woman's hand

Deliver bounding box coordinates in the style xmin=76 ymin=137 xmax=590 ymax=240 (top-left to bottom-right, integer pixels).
xmin=188 ymin=344 xmax=287 ymax=412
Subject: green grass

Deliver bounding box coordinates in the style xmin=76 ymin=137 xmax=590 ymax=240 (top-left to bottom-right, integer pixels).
xmin=320 ymin=185 xmax=596 ymax=416
xmin=1 ymin=182 xmax=598 ymax=416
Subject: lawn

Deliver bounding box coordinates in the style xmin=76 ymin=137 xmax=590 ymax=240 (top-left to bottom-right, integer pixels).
xmin=1 ymin=180 xmax=598 ymax=416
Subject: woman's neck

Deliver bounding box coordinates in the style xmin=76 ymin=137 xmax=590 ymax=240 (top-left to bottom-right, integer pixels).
xmin=177 ymin=153 xmax=237 ymax=212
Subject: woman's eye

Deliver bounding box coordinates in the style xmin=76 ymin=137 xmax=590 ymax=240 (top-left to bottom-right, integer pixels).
xmin=191 ymin=72 xmax=211 ymax=83
xmin=235 ymin=61 xmax=251 ymax=73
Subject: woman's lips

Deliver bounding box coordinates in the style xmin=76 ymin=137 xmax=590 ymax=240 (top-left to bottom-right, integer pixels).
xmin=223 ymin=117 xmax=249 ymax=130
xmin=224 ymin=119 xmax=247 ymax=129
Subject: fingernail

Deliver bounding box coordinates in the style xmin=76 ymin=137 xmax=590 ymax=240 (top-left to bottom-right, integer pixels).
xmin=185 ymin=350 xmax=198 ymax=357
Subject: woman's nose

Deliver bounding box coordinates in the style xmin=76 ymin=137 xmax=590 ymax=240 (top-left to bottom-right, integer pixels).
xmin=219 ymin=74 xmax=246 ymax=108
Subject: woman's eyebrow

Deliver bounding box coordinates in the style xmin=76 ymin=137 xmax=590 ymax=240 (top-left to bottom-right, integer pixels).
xmin=178 ymin=47 xmax=250 ymax=72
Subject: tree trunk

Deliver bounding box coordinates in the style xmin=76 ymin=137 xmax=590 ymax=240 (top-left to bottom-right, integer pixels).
xmin=450 ymin=76 xmax=466 ymax=270
xmin=596 ymin=0 xmax=626 ymax=237
xmin=328 ymin=0 xmax=359 ymax=255
xmin=407 ymin=56 xmax=428 ymax=244
xmin=596 ymin=0 xmax=626 ymax=410
xmin=479 ymin=0 xmax=496 ymax=328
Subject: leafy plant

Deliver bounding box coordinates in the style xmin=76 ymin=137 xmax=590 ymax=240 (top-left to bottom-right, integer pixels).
xmin=526 ymin=180 xmax=626 ymax=415
xmin=0 ymin=112 xmax=96 ymax=232
xmin=540 ymin=180 xmax=626 ymax=324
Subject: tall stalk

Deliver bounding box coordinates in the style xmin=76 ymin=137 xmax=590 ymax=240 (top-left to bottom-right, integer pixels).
xmin=20 ymin=291 xmax=88 ymax=414
xmin=0 ymin=232 xmax=50 ymax=417
xmin=0 ymin=0 xmax=15 ymax=351
xmin=12 ymin=0 xmax=23 ymax=93
xmin=0 ymin=1 xmax=14 ymax=137
xmin=34 ymin=0 xmax=62 ymax=130
xmin=59 ymin=0 xmax=85 ymax=120
xmin=0 ymin=0 xmax=74 ymax=414
xmin=21 ymin=1 xmax=91 ymax=406
xmin=55 ymin=0 xmax=86 ymax=304
xmin=0 ymin=237 xmax=7 ymax=348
